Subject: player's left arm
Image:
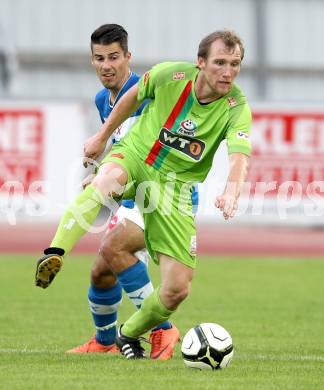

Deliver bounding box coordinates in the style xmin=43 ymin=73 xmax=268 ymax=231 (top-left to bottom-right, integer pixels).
xmin=216 ymin=102 xmax=252 ymax=220
xmin=215 ymin=152 xmax=250 ymax=220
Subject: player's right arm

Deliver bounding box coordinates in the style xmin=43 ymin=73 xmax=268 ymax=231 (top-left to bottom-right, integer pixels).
xmin=83 ymin=62 xmax=167 ymax=164
xmin=83 ymin=83 xmax=143 ymax=163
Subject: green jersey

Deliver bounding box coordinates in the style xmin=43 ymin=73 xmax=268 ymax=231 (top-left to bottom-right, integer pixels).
xmin=120 ymin=61 xmax=252 ymax=183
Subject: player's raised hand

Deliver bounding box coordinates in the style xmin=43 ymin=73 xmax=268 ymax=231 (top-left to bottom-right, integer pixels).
xmin=215 ymin=193 xmax=238 ymax=220
xmin=83 ymin=132 xmax=107 ymax=167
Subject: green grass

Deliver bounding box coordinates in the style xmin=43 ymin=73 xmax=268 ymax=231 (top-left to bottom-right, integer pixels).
xmin=0 ymin=255 xmax=324 ymax=389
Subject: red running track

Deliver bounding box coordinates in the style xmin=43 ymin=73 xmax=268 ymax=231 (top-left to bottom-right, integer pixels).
xmin=0 ymin=223 xmax=323 ymax=257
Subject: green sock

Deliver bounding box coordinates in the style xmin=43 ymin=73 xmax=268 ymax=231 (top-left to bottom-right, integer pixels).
xmin=50 ymin=184 xmax=104 ymax=255
xmin=122 ymin=287 xmax=175 ymax=338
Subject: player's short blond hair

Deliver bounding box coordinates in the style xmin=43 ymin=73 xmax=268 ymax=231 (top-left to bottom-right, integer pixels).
xmin=198 ymin=30 xmax=245 ymax=60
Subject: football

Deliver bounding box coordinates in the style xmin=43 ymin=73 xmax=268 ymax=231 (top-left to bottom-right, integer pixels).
xmin=181 ymin=323 xmax=234 ymax=370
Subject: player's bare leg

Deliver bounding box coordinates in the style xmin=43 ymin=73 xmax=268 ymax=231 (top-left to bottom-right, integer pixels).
xmin=93 ymin=218 xmax=145 ymax=283
xmin=159 ymin=254 xmax=193 ymax=310
xmin=67 ymin=220 xmax=177 ymax=357
xmin=116 ymin=254 xmax=192 ymax=359
xmin=149 ymin=254 xmax=191 ymax=360
xmin=65 ymin=245 xmax=122 ymax=354
xmin=66 ymin=220 xmax=141 ymax=354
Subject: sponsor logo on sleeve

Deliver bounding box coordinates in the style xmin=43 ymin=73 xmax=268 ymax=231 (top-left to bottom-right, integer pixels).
xmin=236 ymin=131 xmax=249 ymax=141
xmin=173 ymin=71 xmax=185 ymax=80
xmin=227 ymin=96 xmax=237 ymax=107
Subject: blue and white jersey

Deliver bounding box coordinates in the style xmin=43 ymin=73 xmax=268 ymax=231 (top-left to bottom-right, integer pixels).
xmin=95 ymin=72 xmax=144 ymax=209
xmin=95 ymin=72 xmax=146 ymax=144
xmin=95 ymin=71 xmax=199 ymax=212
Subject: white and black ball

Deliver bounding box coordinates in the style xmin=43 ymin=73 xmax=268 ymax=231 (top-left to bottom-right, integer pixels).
xmin=181 ymin=323 xmax=234 ymax=370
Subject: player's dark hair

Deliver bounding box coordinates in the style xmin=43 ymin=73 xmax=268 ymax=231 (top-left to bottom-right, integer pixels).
xmin=91 ymin=24 xmax=128 ymax=53
xmin=198 ymin=30 xmax=244 ymax=60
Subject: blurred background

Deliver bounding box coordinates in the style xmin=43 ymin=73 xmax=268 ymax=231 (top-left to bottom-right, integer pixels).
xmin=1 ymin=0 xmax=324 ymax=255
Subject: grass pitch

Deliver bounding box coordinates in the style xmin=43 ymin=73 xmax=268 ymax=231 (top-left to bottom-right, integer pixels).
xmin=0 ymin=255 xmax=323 ymax=389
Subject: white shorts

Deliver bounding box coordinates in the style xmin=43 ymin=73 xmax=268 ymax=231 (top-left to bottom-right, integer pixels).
xmin=108 ymin=204 xmax=150 ymax=266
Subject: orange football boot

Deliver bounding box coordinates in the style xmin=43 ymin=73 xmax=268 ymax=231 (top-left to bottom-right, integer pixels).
xmin=149 ymin=325 xmax=181 ymax=360
xmin=66 ymin=336 xmax=119 ymax=353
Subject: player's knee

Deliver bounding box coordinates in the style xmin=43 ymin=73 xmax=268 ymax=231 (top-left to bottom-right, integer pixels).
xmin=98 ymin=223 xmax=140 ymax=273
xmin=100 ymin=239 xmax=138 ymax=274
xmin=91 ymin=174 xmax=116 ymax=199
xmin=174 ymin=286 xmax=190 ymax=303
xmin=92 ymin=163 xmax=127 ymax=197
xmin=161 ymin=284 xmax=190 ymax=309
xmin=90 ymin=263 xmax=103 ymax=285
xmin=99 ymin=233 xmax=121 ymax=269
xmin=90 ymin=255 xmax=116 ymax=288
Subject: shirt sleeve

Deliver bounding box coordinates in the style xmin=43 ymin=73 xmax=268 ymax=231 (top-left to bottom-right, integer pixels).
xmin=226 ymin=102 xmax=252 ymax=156
xmin=95 ymin=91 xmax=106 ymax=124
xmin=137 ymin=63 xmax=166 ymax=101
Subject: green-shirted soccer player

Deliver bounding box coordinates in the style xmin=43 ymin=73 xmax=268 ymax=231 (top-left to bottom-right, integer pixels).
xmin=35 ymin=30 xmax=252 ymax=359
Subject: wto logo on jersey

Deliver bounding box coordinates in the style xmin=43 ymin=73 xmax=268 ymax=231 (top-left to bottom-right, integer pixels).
xmin=159 ymin=128 xmax=205 ymax=160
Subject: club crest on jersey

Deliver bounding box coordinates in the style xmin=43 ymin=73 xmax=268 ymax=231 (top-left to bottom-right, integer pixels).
xmin=173 ymin=71 xmax=185 ymax=80
xmin=236 ymin=131 xmax=249 ymax=140
xmin=176 ymin=119 xmax=197 ymax=137
xmin=159 ymin=127 xmax=205 ymax=161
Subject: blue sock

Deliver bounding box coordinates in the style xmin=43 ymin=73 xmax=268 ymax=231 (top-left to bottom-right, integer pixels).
xmin=117 ymin=260 xmax=172 ymax=331
xmin=88 ymin=282 xmax=122 ymax=346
